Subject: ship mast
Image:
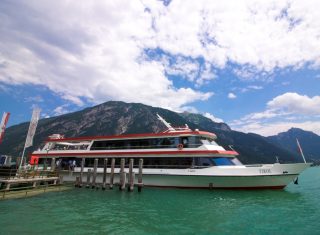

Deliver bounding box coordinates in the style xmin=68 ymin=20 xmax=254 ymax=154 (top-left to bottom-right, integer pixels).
xmin=156 ymin=114 xmax=175 ymax=132
xmin=156 ymin=113 xmax=191 ymax=132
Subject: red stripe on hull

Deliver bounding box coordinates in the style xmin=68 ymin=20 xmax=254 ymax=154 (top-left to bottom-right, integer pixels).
xmin=33 ymin=149 xmax=238 ymax=157
xmin=145 ymin=185 xmax=286 ymax=190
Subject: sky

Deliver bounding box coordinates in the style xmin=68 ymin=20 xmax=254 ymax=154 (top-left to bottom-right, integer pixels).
xmin=0 ymin=0 xmax=320 ymax=136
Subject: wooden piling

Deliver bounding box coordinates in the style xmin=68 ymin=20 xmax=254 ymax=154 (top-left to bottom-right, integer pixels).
xmin=119 ymin=158 xmax=125 ymax=191
xmin=109 ymin=158 xmax=115 ymax=189
xmin=128 ymin=159 xmax=134 ymax=192
xmin=75 ymin=176 xmax=80 ymax=187
xmin=43 ymin=158 xmax=47 ymax=170
xmin=102 ymin=158 xmax=108 ymax=190
xmin=138 ymin=158 xmax=143 ymax=192
xmin=92 ymin=158 xmax=98 ymax=189
xmin=86 ymin=169 xmax=91 ymax=188
xmin=79 ymin=158 xmax=85 ymax=187
xmin=51 ymin=158 xmax=56 ymax=171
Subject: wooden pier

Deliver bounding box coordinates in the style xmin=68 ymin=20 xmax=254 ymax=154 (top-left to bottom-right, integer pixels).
xmin=0 ymin=168 xmax=66 ymax=200
xmin=0 ymin=169 xmax=60 ymax=191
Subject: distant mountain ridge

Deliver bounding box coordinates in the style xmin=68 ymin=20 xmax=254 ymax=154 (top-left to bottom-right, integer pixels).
xmin=268 ymin=128 xmax=320 ymax=164
xmin=0 ymin=101 xmax=314 ymax=164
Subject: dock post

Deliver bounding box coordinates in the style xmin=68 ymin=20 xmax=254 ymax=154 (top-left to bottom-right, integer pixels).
xmin=92 ymin=158 xmax=98 ymax=189
xmin=79 ymin=158 xmax=85 ymax=187
xmin=128 ymin=159 xmax=134 ymax=192
xmin=75 ymin=176 xmax=80 ymax=187
xmin=109 ymin=158 xmax=115 ymax=189
xmin=33 ymin=181 xmax=37 ymax=188
xmin=102 ymin=158 xmax=108 ymax=190
xmin=138 ymin=158 xmax=143 ymax=192
xmin=51 ymin=158 xmax=56 ymax=171
xmin=119 ymin=158 xmax=125 ymax=191
xmin=43 ymin=158 xmax=47 ymax=170
xmin=86 ymin=169 xmax=91 ymax=188
xmin=58 ymin=175 xmax=63 ymax=185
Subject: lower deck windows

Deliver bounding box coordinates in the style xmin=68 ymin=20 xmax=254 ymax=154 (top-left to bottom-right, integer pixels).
xmin=37 ymin=157 xmax=238 ymax=169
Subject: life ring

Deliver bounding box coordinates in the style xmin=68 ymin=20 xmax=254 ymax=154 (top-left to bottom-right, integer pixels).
xmin=177 ymin=144 xmax=183 ymax=150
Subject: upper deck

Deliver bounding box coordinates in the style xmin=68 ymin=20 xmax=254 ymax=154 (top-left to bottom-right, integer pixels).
xmin=44 ymin=130 xmax=217 ymax=142
xmin=32 ymin=130 xmax=238 ymax=158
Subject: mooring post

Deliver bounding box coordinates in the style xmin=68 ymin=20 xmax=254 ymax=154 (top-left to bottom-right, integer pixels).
xmin=128 ymin=158 xmax=134 ymax=192
xmin=79 ymin=158 xmax=85 ymax=187
xmin=86 ymin=169 xmax=91 ymax=188
xmin=92 ymin=158 xmax=98 ymax=189
xmin=75 ymin=176 xmax=80 ymax=187
xmin=119 ymin=158 xmax=125 ymax=191
xmin=109 ymin=158 xmax=115 ymax=189
xmin=58 ymin=175 xmax=63 ymax=185
xmin=102 ymin=158 xmax=108 ymax=190
xmin=138 ymin=158 xmax=143 ymax=192
xmin=51 ymin=157 xmax=56 ymax=171
xmin=43 ymin=158 xmax=47 ymax=170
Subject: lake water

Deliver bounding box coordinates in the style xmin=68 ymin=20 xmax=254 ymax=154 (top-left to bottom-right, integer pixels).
xmin=0 ymin=167 xmax=319 ymax=235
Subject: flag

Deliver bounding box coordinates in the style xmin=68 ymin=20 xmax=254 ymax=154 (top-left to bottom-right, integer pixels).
xmin=0 ymin=112 xmax=10 ymax=144
xmin=24 ymin=108 xmax=41 ymax=148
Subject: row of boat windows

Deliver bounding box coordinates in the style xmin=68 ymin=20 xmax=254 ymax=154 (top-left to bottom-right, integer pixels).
xmin=37 ymin=157 xmax=237 ymax=169
xmin=89 ymin=136 xmax=218 ymax=150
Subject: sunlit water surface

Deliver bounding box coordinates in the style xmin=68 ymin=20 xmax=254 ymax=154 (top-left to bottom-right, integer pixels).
xmin=0 ymin=167 xmax=319 ymax=235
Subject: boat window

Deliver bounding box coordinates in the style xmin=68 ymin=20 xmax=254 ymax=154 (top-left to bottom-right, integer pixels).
xmin=83 ymin=157 xmax=194 ymax=169
xmin=195 ymin=157 xmax=214 ymax=167
xmin=188 ymin=136 xmax=202 ymax=148
xmin=200 ymin=137 xmax=218 ymax=146
xmin=0 ymin=155 xmax=6 ymax=165
xmin=211 ymin=157 xmax=235 ymax=166
xmin=90 ymin=137 xmax=179 ymax=150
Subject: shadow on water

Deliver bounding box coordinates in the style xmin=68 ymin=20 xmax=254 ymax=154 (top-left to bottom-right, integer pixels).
xmin=0 ymin=167 xmax=319 ymax=235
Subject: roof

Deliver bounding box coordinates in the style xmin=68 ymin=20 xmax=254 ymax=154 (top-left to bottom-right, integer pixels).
xmin=45 ymin=131 xmax=217 ymax=142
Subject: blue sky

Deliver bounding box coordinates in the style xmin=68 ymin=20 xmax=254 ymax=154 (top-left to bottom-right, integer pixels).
xmin=0 ymin=0 xmax=320 ymax=136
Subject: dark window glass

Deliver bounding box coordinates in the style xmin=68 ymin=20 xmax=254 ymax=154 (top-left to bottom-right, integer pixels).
xmin=91 ymin=137 xmax=181 ymax=150
xmin=211 ymin=157 xmax=235 ymax=166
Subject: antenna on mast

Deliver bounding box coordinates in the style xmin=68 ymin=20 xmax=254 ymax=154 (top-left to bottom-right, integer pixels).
xmin=156 ymin=113 xmax=175 ymax=132
xmin=296 ymin=138 xmax=307 ymax=164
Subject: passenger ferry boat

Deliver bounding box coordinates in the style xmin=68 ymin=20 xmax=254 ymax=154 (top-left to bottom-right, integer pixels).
xmin=31 ymin=115 xmax=310 ymax=189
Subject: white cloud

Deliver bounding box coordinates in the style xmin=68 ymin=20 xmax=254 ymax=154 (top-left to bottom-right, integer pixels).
xmin=228 ymin=93 xmax=237 ymax=99
xmin=230 ymin=92 xmax=320 ymax=135
xmin=1 ymin=0 xmax=320 ymax=112
xmin=24 ymin=95 xmax=44 ymax=103
xmin=267 ymin=92 xmax=320 ymax=115
xmin=234 ymin=121 xmax=320 ymax=136
xmin=0 ymin=1 xmax=212 ymax=111
xmin=53 ymin=105 xmax=70 ymax=116
xmin=204 ymin=112 xmax=224 ymax=123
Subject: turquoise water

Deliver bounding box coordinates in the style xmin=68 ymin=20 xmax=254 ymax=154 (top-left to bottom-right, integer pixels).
xmin=0 ymin=167 xmax=319 ymax=235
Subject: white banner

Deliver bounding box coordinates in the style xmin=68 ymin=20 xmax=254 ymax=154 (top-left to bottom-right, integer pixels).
xmin=24 ymin=108 xmax=41 ymax=148
xmin=0 ymin=112 xmax=10 ymax=144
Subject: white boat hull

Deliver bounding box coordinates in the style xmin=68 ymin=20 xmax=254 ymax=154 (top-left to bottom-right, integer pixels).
xmin=59 ymin=163 xmax=310 ymax=189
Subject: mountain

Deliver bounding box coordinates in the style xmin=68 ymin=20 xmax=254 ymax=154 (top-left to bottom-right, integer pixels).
xmin=179 ymin=112 xmax=300 ymax=164
xmin=0 ymin=101 xmax=301 ymax=164
xmin=268 ymin=128 xmax=320 ymax=164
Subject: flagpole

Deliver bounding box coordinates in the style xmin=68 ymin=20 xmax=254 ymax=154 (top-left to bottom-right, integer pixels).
xmin=19 ymin=145 xmax=27 ymax=169
xmin=296 ymin=138 xmax=307 ymax=164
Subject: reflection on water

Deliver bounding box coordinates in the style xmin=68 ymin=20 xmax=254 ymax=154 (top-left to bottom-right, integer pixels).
xmin=0 ymin=167 xmax=319 ymax=235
